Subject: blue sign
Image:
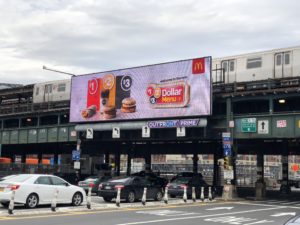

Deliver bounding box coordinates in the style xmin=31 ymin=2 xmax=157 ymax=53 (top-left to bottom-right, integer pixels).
xmin=223 ymin=144 xmax=232 ymax=149
xmin=223 ymin=148 xmax=232 ymax=156
xmin=72 ymin=150 xmax=81 ymax=161
xmin=50 ymin=158 xmax=54 ymax=166
xmin=222 ymin=132 xmax=232 ymax=157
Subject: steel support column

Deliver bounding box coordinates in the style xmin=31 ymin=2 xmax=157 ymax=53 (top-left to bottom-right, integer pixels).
xmin=255 ymin=153 xmax=266 ymax=199
xmin=280 ymin=141 xmax=291 ymax=194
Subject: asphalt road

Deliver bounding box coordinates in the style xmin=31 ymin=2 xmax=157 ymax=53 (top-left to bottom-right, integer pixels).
xmin=0 ymin=200 xmax=299 ymax=225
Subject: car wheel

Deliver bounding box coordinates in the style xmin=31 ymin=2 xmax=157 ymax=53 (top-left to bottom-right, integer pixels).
xmin=126 ymin=191 xmax=135 ymax=203
xmin=26 ymin=193 xmax=39 ymax=208
xmin=72 ymin=192 xmax=83 ymax=206
xmin=154 ymin=191 xmax=163 ymax=201
xmin=103 ymin=197 xmax=112 ymax=202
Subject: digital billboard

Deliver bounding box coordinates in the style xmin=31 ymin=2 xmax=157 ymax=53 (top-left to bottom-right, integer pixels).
xmin=70 ymin=57 xmax=211 ymax=123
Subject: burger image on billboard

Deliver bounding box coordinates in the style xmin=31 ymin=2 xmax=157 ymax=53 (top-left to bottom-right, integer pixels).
xmin=103 ymin=106 xmax=117 ymax=119
xmin=121 ymin=97 xmax=136 ymax=113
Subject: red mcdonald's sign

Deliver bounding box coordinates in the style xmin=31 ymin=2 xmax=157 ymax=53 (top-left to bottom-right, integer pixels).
xmin=192 ymin=58 xmax=205 ymax=74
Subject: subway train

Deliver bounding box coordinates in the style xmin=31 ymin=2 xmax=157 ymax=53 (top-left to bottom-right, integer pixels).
xmin=30 ymin=46 xmax=300 ymax=104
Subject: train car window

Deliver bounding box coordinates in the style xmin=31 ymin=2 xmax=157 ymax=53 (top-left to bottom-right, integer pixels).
xmin=45 ymin=84 xmax=52 ymax=94
xmin=229 ymin=60 xmax=235 ymax=72
xmin=58 ymin=83 xmax=66 ymax=92
xmin=222 ymin=61 xmax=228 ymax=72
xmin=276 ymin=54 xmax=282 ymax=66
xmin=35 ymin=87 xmax=39 ymax=96
xmin=246 ymin=57 xmax=262 ymax=69
xmin=284 ymin=53 xmax=290 ymax=65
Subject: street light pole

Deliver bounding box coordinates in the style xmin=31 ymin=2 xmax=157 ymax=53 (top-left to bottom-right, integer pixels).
xmin=42 ymin=65 xmax=76 ymax=77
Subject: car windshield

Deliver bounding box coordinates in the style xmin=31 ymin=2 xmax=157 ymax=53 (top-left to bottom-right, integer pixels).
xmin=172 ymin=177 xmax=192 ymax=184
xmin=84 ymin=177 xmax=98 ymax=182
xmin=4 ymin=174 xmax=32 ymax=183
xmin=110 ymin=178 xmax=131 ymax=183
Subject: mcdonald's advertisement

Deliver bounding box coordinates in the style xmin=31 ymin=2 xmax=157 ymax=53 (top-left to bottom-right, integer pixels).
xmin=70 ymin=57 xmax=212 ymax=122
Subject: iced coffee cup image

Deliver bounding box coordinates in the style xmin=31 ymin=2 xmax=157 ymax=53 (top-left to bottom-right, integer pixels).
xmin=100 ymin=89 xmax=110 ymax=115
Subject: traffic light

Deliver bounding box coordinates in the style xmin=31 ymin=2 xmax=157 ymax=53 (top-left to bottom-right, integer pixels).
xmin=224 ymin=157 xmax=230 ymax=170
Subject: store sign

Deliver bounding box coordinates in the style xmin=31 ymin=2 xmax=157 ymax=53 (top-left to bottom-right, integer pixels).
xmin=241 ymin=118 xmax=257 ymax=133
xmin=277 ymin=120 xmax=287 ymax=128
xmin=70 ymin=57 xmax=212 ymax=122
xmin=148 ymin=119 xmax=201 ymax=129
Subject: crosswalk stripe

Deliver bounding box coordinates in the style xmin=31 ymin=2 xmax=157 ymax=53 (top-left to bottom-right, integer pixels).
xmin=281 ymin=201 xmax=300 ymax=205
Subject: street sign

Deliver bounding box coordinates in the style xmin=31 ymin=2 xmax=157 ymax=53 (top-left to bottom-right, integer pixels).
xmin=229 ymin=120 xmax=235 ymax=128
xmin=112 ymin=127 xmax=120 ymax=138
xmin=241 ymin=118 xmax=257 ymax=132
xmin=72 ymin=150 xmax=81 ymax=161
xmin=277 ymin=120 xmax=287 ymax=128
xmin=223 ymin=170 xmax=234 ymax=180
xmin=142 ymin=126 xmax=150 ymax=138
xmin=258 ymin=120 xmax=269 ymax=134
xmin=86 ymin=128 xmax=93 ymax=139
xmin=176 ymin=127 xmax=186 ymax=137
xmin=222 ymin=132 xmax=231 ymax=138
xmin=223 ymin=148 xmax=232 ymax=156
xmin=70 ymin=131 xmax=77 ymax=137
xmin=74 ymin=161 xmax=81 ymax=170
xmin=222 ymin=132 xmax=232 ymax=157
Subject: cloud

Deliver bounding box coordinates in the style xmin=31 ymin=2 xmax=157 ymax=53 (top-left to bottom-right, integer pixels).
xmin=0 ymin=0 xmax=300 ymax=84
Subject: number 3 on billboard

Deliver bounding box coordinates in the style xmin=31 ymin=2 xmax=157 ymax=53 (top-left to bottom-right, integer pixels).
xmin=121 ymin=75 xmax=132 ymax=91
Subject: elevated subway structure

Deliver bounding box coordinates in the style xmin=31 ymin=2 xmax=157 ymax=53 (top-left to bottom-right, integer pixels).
xmin=1 ymin=77 xmax=300 ymax=197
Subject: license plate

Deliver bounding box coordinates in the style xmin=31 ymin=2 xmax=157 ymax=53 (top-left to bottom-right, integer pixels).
xmin=105 ymin=186 xmax=112 ymax=190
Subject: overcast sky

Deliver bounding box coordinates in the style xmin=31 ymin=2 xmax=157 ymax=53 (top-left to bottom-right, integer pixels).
xmin=0 ymin=0 xmax=299 ymax=84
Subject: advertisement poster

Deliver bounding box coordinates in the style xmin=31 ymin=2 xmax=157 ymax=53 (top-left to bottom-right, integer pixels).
xmin=70 ymin=57 xmax=211 ymax=122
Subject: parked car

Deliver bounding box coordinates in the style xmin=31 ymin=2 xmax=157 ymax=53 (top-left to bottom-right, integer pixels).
xmin=78 ymin=175 xmax=112 ymax=194
xmin=170 ymin=172 xmax=203 ymax=182
xmin=132 ymin=171 xmax=168 ymax=187
xmin=0 ymin=174 xmax=86 ymax=208
xmin=284 ymin=215 xmax=300 ymax=224
xmin=98 ymin=176 xmax=164 ymax=203
xmin=0 ymin=175 xmax=17 ymax=182
xmin=167 ymin=173 xmax=215 ymax=199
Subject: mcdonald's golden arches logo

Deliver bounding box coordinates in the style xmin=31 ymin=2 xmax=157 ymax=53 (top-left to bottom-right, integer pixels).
xmin=192 ymin=58 xmax=205 ymax=74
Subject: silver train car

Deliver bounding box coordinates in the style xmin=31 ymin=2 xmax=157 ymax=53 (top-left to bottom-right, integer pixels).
xmin=33 ymin=79 xmax=71 ymax=103
xmin=212 ymin=46 xmax=300 ymax=84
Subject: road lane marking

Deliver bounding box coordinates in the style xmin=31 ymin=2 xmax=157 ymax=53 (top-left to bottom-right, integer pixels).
xmin=205 ymin=216 xmax=273 ymax=225
xmin=0 ymin=201 xmax=221 ymax=221
xmin=281 ymin=201 xmax=300 ymax=205
xmin=116 ymin=207 xmax=281 ymax=225
xmin=235 ymin=202 xmax=287 ymax=208
xmin=271 ymin=212 xmax=296 ymax=217
xmin=206 ymin=207 xmax=233 ymax=210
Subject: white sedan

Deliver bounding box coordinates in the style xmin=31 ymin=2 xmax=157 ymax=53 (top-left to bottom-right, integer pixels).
xmin=0 ymin=174 xmax=86 ymax=208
